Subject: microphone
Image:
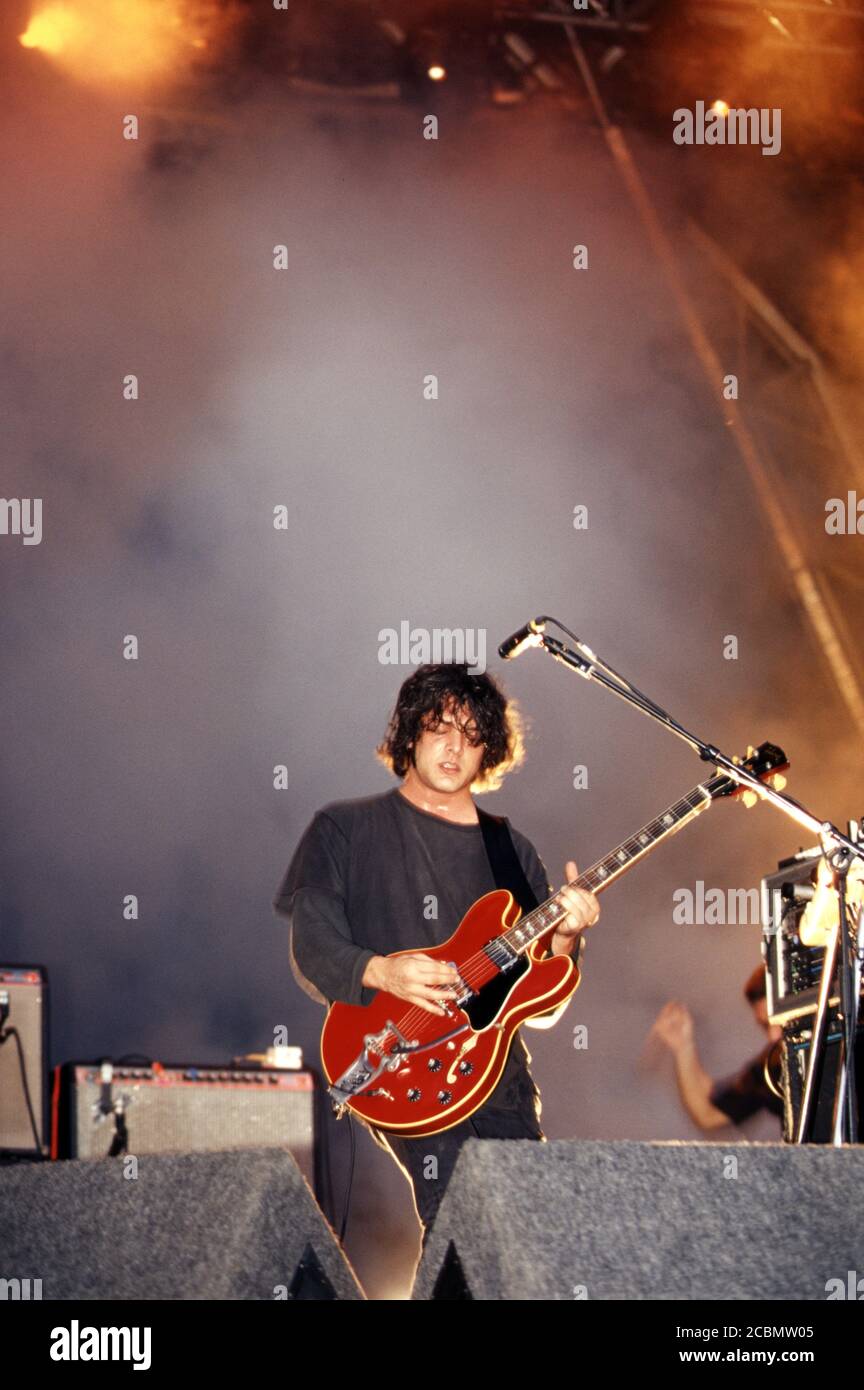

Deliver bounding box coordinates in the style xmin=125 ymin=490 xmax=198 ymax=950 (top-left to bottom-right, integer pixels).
xmin=498 ymin=617 xmax=546 ymax=661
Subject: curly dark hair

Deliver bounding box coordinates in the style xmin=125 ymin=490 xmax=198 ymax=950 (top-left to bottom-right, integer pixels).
xmin=376 ymin=663 xmax=525 ymax=794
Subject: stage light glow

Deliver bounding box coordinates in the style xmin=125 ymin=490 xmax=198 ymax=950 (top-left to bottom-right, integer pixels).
xmin=766 ymin=11 xmax=792 ymax=38
xmin=427 ymin=64 xmax=446 ymax=81
xmin=17 ymin=0 xmax=231 ymax=87
xmin=19 ymin=7 xmax=82 ymax=53
xmin=711 ymin=99 xmax=730 ymax=117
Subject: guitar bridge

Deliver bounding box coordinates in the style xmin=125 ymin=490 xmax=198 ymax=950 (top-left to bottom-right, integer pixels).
xmin=328 ymin=1020 xmax=418 ymax=1108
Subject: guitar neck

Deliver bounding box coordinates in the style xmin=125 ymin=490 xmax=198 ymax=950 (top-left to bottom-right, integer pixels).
xmin=502 ymin=782 xmax=713 ymax=955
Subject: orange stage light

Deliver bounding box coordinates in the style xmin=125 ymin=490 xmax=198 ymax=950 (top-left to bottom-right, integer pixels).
xmin=19 ymin=8 xmax=82 ymax=53
xmin=18 ymin=0 xmax=234 ymax=88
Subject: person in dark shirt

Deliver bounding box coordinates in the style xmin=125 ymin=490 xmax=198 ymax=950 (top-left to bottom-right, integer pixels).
xmin=274 ymin=662 xmax=600 ymax=1245
xmin=649 ymin=965 xmax=784 ymax=1129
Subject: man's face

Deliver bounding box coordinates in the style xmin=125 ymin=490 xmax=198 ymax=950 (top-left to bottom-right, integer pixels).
xmin=409 ymin=700 xmax=485 ymax=794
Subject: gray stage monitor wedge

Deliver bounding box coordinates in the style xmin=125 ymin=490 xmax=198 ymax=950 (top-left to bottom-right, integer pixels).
xmin=0 ymin=1146 xmax=364 ymax=1300
xmin=413 ymin=1139 xmax=864 ymax=1301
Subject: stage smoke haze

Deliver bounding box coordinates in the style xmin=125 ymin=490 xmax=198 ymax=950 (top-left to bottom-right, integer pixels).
xmin=2 ymin=7 xmax=861 ymax=1293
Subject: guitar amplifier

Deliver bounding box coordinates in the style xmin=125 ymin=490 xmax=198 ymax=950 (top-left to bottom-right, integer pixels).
xmin=762 ymin=840 xmax=864 ymax=1024
xmin=762 ymin=839 xmax=864 ymax=1141
xmin=761 ymin=849 xmax=830 ymax=1023
xmin=0 ymin=965 xmax=49 ymax=1157
xmin=52 ymin=1061 xmax=319 ymax=1192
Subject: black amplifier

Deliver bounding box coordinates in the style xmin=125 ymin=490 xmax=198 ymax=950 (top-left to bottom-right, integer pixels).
xmin=781 ymin=1023 xmax=864 ymax=1143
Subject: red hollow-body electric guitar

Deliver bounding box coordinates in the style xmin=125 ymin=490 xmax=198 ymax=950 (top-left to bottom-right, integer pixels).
xmin=321 ymin=742 xmax=788 ymax=1137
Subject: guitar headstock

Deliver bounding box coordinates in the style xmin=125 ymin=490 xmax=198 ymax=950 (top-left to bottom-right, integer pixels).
xmin=706 ymin=742 xmax=789 ymax=808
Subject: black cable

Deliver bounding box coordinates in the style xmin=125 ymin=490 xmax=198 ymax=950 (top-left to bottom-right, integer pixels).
xmin=107 ymin=1108 xmax=129 ymax=1158
xmin=0 ymin=1026 xmax=43 ymax=1155
xmin=311 ymin=1068 xmax=336 ymax=1223
xmin=338 ymin=1113 xmax=357 ymax=1246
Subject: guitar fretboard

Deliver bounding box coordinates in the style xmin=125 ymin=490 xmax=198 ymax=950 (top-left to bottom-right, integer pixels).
xmin=501 ymin=783 xmax=712 ymax=955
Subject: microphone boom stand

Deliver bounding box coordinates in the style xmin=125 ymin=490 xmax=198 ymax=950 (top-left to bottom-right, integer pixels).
xmin=508 ymin=615 xmax=862 ymax=1144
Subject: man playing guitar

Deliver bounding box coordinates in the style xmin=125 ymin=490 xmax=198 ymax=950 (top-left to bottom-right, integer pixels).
xmin=274 ymin=662 xmax=600 ymax=1245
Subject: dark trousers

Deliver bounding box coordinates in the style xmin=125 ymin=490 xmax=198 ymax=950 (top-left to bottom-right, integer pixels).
xmin=369 ymin=1095 xmax=545 ymax=1248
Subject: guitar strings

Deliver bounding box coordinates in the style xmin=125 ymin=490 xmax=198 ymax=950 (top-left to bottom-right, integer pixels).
xmin=375 ymin=787 xmax=713 ymax=1047
xmin=356 ymin=765 xmax=781 ymax=1102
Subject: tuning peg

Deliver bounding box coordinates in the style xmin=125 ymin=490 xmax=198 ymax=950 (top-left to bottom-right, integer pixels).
xmin=741 ymin=790 xmax=759 ymax=809
xmin=770 ymin=773 xmax=786 ymax=791
xmin=746 ymin=745 xmax=755 ymax=758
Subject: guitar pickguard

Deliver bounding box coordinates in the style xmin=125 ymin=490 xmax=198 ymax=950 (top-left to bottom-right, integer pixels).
xmin=462 ymin=952 xmax=529 ymax=1030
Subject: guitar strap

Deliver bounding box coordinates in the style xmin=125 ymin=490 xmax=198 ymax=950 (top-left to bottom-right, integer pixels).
xmin=477 ymin=808 xmax=539 ymax=916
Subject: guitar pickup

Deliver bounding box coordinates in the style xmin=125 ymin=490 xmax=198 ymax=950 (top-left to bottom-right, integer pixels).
xmin=483 ymin=939 xmax=519 ymax=971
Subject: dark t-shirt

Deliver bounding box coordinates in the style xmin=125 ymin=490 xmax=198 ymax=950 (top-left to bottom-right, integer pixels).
xmin=273 ymin=787 xmax=554 ymax=1109
xmin=710 ymin=1043 xmax=785 ymax=1125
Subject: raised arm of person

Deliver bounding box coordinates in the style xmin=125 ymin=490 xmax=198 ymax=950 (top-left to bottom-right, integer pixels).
xmin=649 ymin=1001 xmax=731 ymax=1131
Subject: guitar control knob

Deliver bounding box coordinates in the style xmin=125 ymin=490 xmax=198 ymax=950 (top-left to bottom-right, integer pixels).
xmin=427 ymin=1058 xmax=442 ymax=1072
xmin=407 ymin=1088 xmax=421 ymax=1102
xmin=458 ymin=1061 xmax=474 ymax=1075
xmin=437 ymin=1090 xmax=452 ymax=1105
